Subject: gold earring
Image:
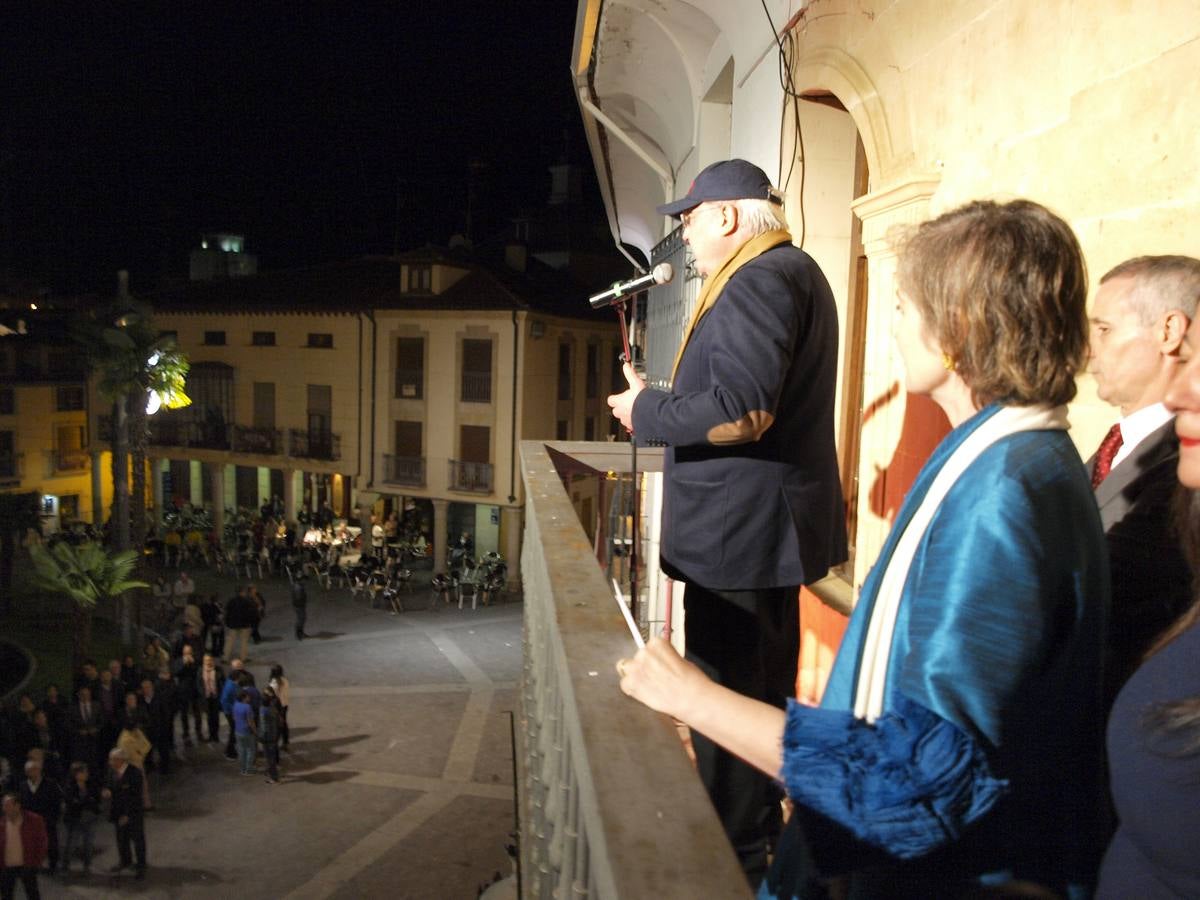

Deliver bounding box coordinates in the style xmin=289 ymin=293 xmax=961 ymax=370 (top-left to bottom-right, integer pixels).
xmin=942 ymin=353 xmax=956 ymax=371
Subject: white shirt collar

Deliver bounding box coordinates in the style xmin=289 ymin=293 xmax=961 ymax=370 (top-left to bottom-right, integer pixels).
xmin=1113 ymin=402 xmax=1174 ymax=469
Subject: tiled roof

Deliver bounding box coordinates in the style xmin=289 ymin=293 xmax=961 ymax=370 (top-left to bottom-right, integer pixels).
xmin=147 ymin=253 xmax=612 ymax=323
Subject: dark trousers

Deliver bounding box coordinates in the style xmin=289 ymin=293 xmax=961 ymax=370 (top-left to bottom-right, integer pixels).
xmin=0 ymin=867 xmax=40 ymax=900
xmin=205 ymin=696 xmax=221 ymax=741
xmin=224 ymin=714 xmax=237 ymax=758
xmin=44 ymin=819 xmax=59 ymax=871
xmin=279 ymin=705 xmax=290 ymax=748
xmin=294 ymin=605 xmax=306 ymax=639
xmin=264 ymin=739 xmax=280 ymax=780
xmin=115 ymin=819 xmax=146 ymax=871
xmin=177 ymin=699 xmax=201 ymax=740
xmin=150 ymin=731 xmax=172 ymax=776
xmin=683 ymin=583 xmax=800 ymax=886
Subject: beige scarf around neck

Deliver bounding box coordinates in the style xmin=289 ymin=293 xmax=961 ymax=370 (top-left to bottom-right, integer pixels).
xmin=670 ymin=228 xmax=792 ymax=382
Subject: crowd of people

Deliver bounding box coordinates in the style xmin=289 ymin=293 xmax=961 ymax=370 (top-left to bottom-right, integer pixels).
xmin=0 ymin=637 xmax=292 ymax=889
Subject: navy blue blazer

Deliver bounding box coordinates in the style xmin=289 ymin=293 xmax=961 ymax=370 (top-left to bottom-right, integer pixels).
xmin=631 ymin=240 xmax=846 ymax=590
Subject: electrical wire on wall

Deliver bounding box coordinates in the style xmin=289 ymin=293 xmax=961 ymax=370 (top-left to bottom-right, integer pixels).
xmin=759 ymin=0 xmax=807 ymax=249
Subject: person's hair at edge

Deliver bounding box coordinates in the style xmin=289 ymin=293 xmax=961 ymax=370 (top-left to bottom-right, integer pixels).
xmin=1100 ymin=254 xmax=1200 ymax=325
xmin=896 ymin=198 xmax=1088 ymax=408
xmin=1141 ymin=487 xmax=1200 ymax=754
xmin=269 ymin=664 xmax=284 ymax=680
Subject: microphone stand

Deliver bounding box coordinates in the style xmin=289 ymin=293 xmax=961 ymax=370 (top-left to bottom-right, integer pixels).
xmin=612 ymin=297 xmax=639 ymax=631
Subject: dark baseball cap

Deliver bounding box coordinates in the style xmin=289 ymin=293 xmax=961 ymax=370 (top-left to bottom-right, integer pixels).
xmin=656 ymin=158 xmax=783 ymax=218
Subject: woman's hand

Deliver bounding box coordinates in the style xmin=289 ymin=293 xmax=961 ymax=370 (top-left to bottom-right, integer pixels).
xmin=615 ymin=636 xmax=708 ymax=722
xmin=616 ymin=635 xmax=789 ymax=779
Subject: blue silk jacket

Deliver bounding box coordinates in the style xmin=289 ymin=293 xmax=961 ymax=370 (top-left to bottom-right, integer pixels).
xmin=762 ymin=405 xmax=1109 ymax=898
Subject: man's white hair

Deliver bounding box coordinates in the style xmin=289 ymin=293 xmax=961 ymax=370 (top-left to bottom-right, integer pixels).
xmin=734 ymin=198 xmax=788 ymax=238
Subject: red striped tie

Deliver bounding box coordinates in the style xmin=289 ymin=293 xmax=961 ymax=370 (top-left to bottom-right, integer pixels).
xmin=1091 ymin=423 xmax=1124 ymax=488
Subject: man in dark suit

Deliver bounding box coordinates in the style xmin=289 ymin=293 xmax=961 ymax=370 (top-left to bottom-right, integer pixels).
xmin=1088 ymin=254 xmax=1200 ymax=706
xmin=102 ymin=748 xmax=146 ymax=879
xmin=67 ymin=687 xmax=104 ymax=774
xmin=608 ymin=159 xmax=846 ymax=883
xmin=139 ymin=678 xmax=174 ymax=777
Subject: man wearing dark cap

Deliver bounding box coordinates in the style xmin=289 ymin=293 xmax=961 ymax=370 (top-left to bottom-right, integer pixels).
xmin=608 ymin=158 xmax=846 ymax=883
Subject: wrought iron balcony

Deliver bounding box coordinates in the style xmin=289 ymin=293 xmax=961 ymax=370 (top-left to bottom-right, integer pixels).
xmin=147 ymin=419 xmax=230 ymax=451
xmin=517 ymin=440 xmax=749 ymax=897
xmin=289 ymin=429 xmax=340 ymax=462
xmin=232 ymin=425 xmax=283 ymax=456
xmin=460 ymin=372 xmax=492 ymax=403
xmin=383 ymin=454 xmax=425 ymax=487
xmin=448 ymin=459 xmax=492 ymax=493
xmin=100 ymin=414 xmax=339 ymax=462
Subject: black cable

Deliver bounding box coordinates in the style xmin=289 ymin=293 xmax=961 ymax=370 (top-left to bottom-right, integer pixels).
xmin=759 ymin=0 xmax=807 ymax=249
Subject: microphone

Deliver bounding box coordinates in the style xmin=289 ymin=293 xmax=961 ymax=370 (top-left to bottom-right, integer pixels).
xmin=588 ymin=263 xmax=674 ymax=308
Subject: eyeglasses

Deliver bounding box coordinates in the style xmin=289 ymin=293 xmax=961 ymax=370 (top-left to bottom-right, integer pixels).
xmin=680 ymin=204 xmax=723 ymax=229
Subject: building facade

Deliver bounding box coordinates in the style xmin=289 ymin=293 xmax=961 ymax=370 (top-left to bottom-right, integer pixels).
xmin=80 ymin=251 xmax=622 ymax=586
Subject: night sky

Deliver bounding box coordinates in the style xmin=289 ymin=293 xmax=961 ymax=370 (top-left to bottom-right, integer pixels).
xmin=0 ymin=3 xmax=594 ymax=295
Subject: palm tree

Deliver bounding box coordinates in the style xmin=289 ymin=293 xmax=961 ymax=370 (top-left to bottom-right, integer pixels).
xmin=29 ymin=540 xmax=147 ymax=677
xmin=75 ymin=298 xmax=189 ymax=643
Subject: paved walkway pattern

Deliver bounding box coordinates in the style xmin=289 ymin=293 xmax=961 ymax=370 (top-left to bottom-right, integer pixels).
xmin=41 ymin=568 xmax=521 ymax=899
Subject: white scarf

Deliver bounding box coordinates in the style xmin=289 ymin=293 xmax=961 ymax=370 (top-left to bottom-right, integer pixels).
xmin=853 ymin=404 xmax=1070 ymax=723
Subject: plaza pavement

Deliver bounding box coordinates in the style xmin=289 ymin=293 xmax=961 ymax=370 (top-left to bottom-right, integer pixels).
xmin=41 ymin=564 xmax=521 ymax=899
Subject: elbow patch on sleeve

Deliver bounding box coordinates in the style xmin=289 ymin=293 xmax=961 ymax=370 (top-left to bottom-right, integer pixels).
xmin=706 ymin=410 xmax=775 ymax=445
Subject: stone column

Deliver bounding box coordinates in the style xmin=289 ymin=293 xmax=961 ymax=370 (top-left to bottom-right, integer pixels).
xmin=283 ymin=468 xmax=297 ymax=525
xmin=210 ymin=465 xmax=225 ymax=540
xmin=501 ymin=505 xmax=522 ymax=591
xmin=90 ymin=450 xmax=105 ymax=526
xmin=432 ymin=498 xmax=449 ymax=575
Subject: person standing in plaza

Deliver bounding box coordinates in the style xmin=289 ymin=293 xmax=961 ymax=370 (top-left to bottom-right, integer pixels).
xmin=1 ymin=791 xmax=47 ymax=899
xmin=268 ymin=665 xmax=291 ymax=751
xmin=59 ymin=762 xmax=98 ymax=875
xmin=17 ymin=760 xmax=60 ymax=874
xmin=101 ymin=749 xmax=145 ymax=880
xmin=607 ymin=158 xmax=846 ymax=882
xmin=172 ymin=645 xmax=201 ymax=749
xmin=248 ymin=585 xmax=265 ymax=645
xmin=290 ymin=575 xmax=308 ymax=641
xmin=223 ymin=588 xmax=254 ymax=664
xmin=258 ymin=688 xmax=281 ymax=784
xmin=198 ymin=655 xmax=224 ymax=745
xmin=232 ymin=690 xmax=256 ymax=776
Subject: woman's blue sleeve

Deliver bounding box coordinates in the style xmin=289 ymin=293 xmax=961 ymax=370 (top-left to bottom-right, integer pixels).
xmin=779 ymin=692 xmax=1008 ymax=859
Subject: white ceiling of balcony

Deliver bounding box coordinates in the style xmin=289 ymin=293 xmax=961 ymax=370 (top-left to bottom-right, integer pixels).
xmin=574 ymin=0 xmax=802 ymax=265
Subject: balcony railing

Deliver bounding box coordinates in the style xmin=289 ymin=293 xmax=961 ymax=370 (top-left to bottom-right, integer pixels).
xmin=99 ymin=415 xmax=339 ymax=462
xmin=518 ymin=440 xmax=749 ymax=898
xmin=149 ymin=419 xmax=231 ymax=450
xmin=383 ymin=454 xmax=425 ymax=487
xmin=289 ymin=429 xmax=340 ymax=462
xmin=461 ymin=371 xmax=492 ymax=403
xmin=232 ymin=425 xmax=283 ymax=456
xmin=54 ymin=448 xmax=90 ymax=472
xmin=448 ymin=459 xmax=492 ymax=493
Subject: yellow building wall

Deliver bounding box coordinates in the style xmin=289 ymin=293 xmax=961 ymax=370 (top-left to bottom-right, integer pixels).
xmin=153 ymin=311 xmax=364 ymax=473
xmin=1 ymin=383 xmax=97 ymax=525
